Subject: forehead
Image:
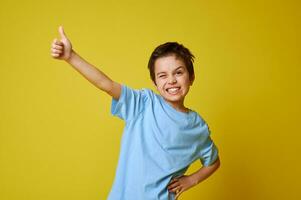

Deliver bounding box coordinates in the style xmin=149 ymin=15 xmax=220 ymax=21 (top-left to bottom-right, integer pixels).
xmin=154 ymin=54 xmax=186 ymax=73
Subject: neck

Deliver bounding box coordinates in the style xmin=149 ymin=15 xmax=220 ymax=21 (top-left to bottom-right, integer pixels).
xmin=167 ymin=99 xmax=189 ymax=113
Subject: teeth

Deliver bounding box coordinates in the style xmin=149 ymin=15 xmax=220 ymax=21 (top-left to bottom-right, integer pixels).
xmin=168 ymin=88 xmax=179 ymax=92
xmin=167 ymin=87 xmax=180 ymax=94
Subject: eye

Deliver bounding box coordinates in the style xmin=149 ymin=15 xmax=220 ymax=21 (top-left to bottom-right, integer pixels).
xmin=159 ymin=74 xmax=166 ymax=78
xmin=176 ymin=71 xmax=183 ymax=75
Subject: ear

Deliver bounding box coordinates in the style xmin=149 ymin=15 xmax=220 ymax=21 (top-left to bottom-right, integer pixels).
xmin=190 ymin=74 xmax=195 ymax=86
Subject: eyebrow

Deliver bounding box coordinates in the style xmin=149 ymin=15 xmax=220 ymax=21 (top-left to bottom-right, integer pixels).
xmin=156 ymin=66 xmax=184 ymax=76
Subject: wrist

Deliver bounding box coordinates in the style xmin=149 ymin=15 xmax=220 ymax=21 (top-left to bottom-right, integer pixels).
xmin=189 ymin=174 xmax=200 ymax=186
xmin=65 ymin=50 xmax=76 ymax=63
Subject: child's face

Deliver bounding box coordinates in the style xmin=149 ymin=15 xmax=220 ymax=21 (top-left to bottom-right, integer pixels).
xmin=154 ymin=54 xmax=194 ymax=110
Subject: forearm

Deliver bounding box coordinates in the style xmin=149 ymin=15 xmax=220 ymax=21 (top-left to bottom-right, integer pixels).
xmin=190 ymin=157 xmax=220 ymax=185
xmin=66 ymin=50 xmax=113 ymax=92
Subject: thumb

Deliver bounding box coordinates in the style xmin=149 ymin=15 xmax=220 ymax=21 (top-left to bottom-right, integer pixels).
xmin=58 ymin=25 xmax=67 ymax=39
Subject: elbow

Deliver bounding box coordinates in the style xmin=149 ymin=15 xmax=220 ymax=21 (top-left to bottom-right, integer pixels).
xmin=214 ymin=156 xmax=221 ymax=170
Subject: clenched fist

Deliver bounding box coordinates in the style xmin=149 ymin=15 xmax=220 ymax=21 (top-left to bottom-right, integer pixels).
xmin=50 ymin=26 xmax=73 ymax=61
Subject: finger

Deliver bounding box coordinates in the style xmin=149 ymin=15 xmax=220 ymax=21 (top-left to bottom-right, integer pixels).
xmin=168 ymin=182 xmax=180 ymax=190
xmin=53 ymin=38 xmax=63 ymax=46
xmin=58 ymin=25 xmax=67 ymax=39
xmin=171 ymin=186 xmax=182 ymax=193
xmin=51 ymin=49 xmax=62 ymax=54
xmin=168 ymin=182 xmax=180 ymax=189
xmin=175 ymin=191 xmax=182 ymax=199
xmin=52 ymin=44 xmax=63 ymax=50
xmin=51 ymin=53 xmax=60 ymax=58
xmin=51 ymin=44 xmax=64 ymax=52
xmin=169 ymin=178 xmax=179 ymax=185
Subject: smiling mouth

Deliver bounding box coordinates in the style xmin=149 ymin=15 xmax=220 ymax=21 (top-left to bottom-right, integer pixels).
xmin=166 ymin=87 xmax=180 ymax=94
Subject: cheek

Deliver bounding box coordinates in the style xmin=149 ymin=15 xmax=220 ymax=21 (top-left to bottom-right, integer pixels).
xmin=155 ymin=82 xmax=163 ymax=91
xmin=159 ymin=84 xmax=165 ymax=91
xmin=155 ymin=80 xmax=165 ymax=88
xmin=178 ymin=76 xmax=189 ymax=84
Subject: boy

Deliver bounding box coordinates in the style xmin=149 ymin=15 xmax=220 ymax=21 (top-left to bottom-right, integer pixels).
xmin=50 ymin=26 xmax=220 ymax=200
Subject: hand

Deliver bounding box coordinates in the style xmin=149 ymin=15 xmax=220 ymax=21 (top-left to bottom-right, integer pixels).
xmin=167 ymin=175 xmax=198 ymax=199
xmin=51 ymin=26 xmax=73 ymax=61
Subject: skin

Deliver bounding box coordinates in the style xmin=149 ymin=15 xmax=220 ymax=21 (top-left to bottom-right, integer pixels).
xmin=51 ymin=26 xmax=220 ymax=200
xmin=50 ymin=26 xmax=122 ymax=99
xmin=153 ymin=54 xmax=194 ymax=113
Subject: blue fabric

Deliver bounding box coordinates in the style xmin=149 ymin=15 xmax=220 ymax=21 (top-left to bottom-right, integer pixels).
xmin=107 ymin=84 xmax=219 ymax=200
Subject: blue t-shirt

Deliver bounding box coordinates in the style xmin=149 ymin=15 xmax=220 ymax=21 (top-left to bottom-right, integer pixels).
xmin=107 ymin=84 xmax=219 ymax=200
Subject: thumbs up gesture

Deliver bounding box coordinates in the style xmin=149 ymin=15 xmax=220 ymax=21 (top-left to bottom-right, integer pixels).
xmin=51 ymin=26 xmax=73 ymax=61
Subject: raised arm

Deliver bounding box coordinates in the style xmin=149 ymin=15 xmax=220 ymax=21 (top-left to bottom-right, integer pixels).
xmin=50 ymin=26 xmax=121 ymax=100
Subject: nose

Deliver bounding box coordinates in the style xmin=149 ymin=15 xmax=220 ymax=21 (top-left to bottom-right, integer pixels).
xmin=168 ymin=76 xmax=177 ymax=84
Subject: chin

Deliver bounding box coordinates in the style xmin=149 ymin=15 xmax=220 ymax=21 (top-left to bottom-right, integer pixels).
xmin=163 ymin=95 xmax=183 ymax=103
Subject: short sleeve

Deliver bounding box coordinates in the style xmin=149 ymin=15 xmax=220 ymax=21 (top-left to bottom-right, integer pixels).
xmin=111 ymin=84 xmax=148 ymax=122
xmin=199 ymin=136 xmax=219 ymax=167
xmin=199 ymin=123 xmax=219 ymax=167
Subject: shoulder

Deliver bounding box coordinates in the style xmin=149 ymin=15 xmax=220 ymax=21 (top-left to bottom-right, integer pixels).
xmin=121 ymin=85 xmax=152 ymax=97
xmin=193 ymin=111 xmax=205 ymax=122
xmin=121 ymin=86 xmax=160 ymax=107
xmin=189 ymin=111 xmax=208 ymax=128
xmin=139 ymin=87 xmax=157 ymax=101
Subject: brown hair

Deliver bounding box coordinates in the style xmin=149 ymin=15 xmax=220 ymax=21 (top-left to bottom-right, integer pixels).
xmin=147 ymin=42 xmax=195 ymax=85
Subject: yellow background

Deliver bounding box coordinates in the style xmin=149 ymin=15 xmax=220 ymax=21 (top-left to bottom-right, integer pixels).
xmin=0 ymin=0 xmax=300 ymax=199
